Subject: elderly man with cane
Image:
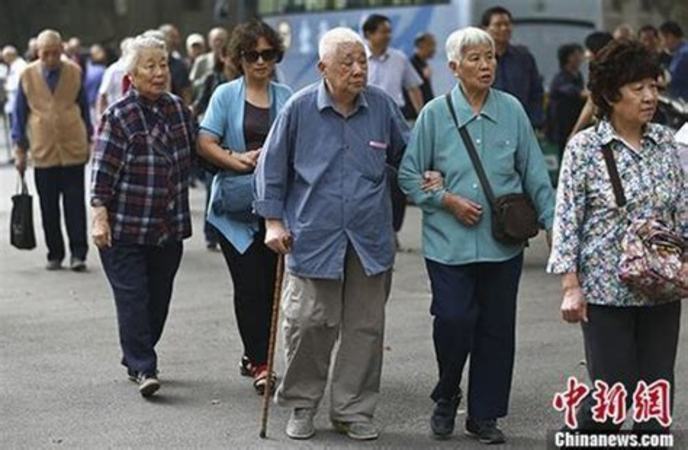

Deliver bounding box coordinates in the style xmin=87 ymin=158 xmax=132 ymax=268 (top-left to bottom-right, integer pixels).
xmin=253 ymin=27 xmax=419 ymax=441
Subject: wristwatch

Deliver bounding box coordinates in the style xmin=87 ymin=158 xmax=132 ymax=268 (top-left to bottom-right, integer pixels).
xmin=90 ymin=198 xmax=106 ymax=208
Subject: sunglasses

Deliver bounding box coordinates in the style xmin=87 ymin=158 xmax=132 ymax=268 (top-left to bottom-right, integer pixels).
xmin=241 ymin=49 xmax=283 ymax=63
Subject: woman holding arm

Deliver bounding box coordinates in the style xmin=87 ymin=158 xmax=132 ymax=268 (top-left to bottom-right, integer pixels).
xmin=196 ymin=20 xmax=292 ymax=395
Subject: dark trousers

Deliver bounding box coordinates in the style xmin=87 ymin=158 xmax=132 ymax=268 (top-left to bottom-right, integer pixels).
xmin=99 ymin=241 xmax=183 ymax=376
xmin=203 ymin=171 xmax=218 ymax=245
xmin=218 ymin=227 xmax=277 ymax=366
xmin=426 ymin=253 xmax=523 ymax=420
xmin=34 ymin=164 xmax=88 ymax=262
xmin=576 ymin=302 xmax=681 ymax=432
xmin=391 ymin=178 xmax=406 ymax=233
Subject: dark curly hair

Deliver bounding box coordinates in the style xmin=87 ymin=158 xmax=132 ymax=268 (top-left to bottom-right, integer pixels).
xmin=588 ymin=39 xmax=661 ymax=119
xmin=229 ymin=19 xmax=284 ymax=75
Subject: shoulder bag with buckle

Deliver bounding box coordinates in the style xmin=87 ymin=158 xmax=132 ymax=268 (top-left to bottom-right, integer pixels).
xmin=445 ymin=93 xmax=539 ymax=245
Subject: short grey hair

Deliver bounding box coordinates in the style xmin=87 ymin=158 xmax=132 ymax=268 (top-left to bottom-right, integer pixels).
xmin=122 ymin=33 xmax=168 ymax=74
xmin=36 ymin=29 xmax=62 ymax=48
xmin=445 ymin=27 xmax=494 ymax=62
xmin=318 ymin=27 xmax=365 ymax=61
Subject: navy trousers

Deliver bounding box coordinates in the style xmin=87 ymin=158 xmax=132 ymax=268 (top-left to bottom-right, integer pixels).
xmin=426 ymin=253 xmax=523 ymax=420
xmin=99 ymin=241 xmax=183 ymax=376
xmin=34 ymin=164 xmax=88 ymax=262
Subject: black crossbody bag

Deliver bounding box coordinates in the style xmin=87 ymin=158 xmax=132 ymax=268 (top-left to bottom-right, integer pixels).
xmin=445 ymin=94 xmax=539 ymax=245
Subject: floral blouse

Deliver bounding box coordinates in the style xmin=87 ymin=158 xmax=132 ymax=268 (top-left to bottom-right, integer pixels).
xmin=547 ymin=120 xmax=688 ymax=307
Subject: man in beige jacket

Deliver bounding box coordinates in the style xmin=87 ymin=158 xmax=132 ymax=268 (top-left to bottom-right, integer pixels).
xmin=13 ymin=29 xmax=92 ymax=271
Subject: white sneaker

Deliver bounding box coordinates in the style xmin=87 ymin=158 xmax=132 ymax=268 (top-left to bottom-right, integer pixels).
xmin=286 ymin=408 xmax=316 ymax=440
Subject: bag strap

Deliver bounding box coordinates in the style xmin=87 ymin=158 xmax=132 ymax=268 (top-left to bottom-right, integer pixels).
xmin=16 ymin=174 xmax=28 ymax=195
xmin=445 ymin=93 xmax=497 ymax=207
xmin=600 ymin=143 xmax=627 ymax=207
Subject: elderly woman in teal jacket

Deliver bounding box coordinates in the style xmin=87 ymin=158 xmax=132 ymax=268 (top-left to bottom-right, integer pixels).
xmin=398 ymin=27 xmax=555 ymax=444
xmin=197 ymin=20 xmax=292 ymax=395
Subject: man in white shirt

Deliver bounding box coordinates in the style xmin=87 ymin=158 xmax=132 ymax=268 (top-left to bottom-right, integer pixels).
xmin=362 ymin=14 xmax=424 ymax=241
xmin=363 ymin=14 xmax=424 ymax=113
xmin=2 ymin=46 xmax=27 ymax=127
xmin=97 ymin=37 xmax=132 ymax=116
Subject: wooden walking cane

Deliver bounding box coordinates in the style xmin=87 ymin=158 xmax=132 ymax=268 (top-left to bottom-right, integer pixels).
xmin=259 ymin=252 xmax=285 ymax=438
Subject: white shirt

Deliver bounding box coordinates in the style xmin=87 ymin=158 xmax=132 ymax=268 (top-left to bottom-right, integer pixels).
xmin=4 ymin=57 xmax=27 ymax=115
xmin=98 ymin=59 xmax=127 ymax=109
xmin=366 ymin=46 xmax=422 ymax=107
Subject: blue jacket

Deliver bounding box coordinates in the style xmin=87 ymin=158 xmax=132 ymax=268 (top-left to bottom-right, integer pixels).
xmin=200 ymin=77 xmax=292 ymax=253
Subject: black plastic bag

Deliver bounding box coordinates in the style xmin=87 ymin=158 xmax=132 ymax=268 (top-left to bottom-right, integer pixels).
xmin=10 ymin=176 xmax=36 ymax=250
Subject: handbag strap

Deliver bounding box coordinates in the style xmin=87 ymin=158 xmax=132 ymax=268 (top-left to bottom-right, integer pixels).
xmin=601 ymin=143 xmax=627 ymax=208
xmin=16 ymin=174 xmax=28 ymax=195
xmin=445 ymin=93 xmax=497 ymax=207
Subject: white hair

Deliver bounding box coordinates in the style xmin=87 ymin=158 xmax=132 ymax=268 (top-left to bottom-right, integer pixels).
xmin=318 ymin=27 xmax=364 ymax=61
xmin=1 ymin=45 xmax=18 ymax=58
xmin=119 ymin=37 xmax=133 ymax=54
xmin=122 ymin=33 xmax=168 ymax=74
xmin=445 ymin=26 xmax=494 ymax=62
xmin=36 ymin=29 xmax=62 ymax=48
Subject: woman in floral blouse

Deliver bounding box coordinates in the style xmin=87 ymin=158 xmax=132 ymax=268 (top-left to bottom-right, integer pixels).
xmin=548 ymin=39 xmax=687 ymax=433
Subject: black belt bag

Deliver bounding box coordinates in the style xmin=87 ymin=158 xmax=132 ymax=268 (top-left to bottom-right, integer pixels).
xmin=445 ymin=94 xmax=539 ymax=245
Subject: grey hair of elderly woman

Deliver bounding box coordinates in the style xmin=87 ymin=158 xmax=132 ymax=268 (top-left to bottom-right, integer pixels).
xmin=445 ymin=27 xmax=495 ymax=62
xmin=318 ymin=27 xmax=365 ymax=61
xmin=122 ymin=33 xmax=168 ymax=74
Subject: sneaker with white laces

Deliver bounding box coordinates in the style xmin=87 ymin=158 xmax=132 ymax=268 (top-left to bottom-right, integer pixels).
xmin=332 ymin=419 xmax=380 ymax=440
xmin=286 ymin=408 xmax=316 ymax=440
xmin=136 ymin=373 xmax=160 ymax=398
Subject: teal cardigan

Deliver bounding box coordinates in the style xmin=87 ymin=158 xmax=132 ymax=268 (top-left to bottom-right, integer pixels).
xmin=398 ymin=84 xmax=555 ymax=265
xmin=199 ymin=77 xmax=292 ymax=253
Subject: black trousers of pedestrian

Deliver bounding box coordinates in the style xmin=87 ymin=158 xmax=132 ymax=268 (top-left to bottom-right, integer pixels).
xmin=218 ymin=226 xmax=277 ymax=366
xmin=99 ymin=240 xmax=183 ymax=376
xmin=391 ymin=177 xmax=406 ymax=233
xmin=576 ymin=301 xmax=681 ymax=432
xmin=426 ymin=253 xmax=523 ymax=420
xmin=33 ymin=164 xmax=88 ymax=262
xmin=202 ymin=171 xmax=218 ymax=245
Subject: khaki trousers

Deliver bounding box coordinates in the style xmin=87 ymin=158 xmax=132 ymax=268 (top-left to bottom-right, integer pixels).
xmin=276 ymin=247 xmax=390 ymax=422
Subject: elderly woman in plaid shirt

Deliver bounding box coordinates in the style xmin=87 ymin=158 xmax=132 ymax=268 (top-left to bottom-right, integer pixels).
xmin=90 ymin=33 xmax=195 ymax=398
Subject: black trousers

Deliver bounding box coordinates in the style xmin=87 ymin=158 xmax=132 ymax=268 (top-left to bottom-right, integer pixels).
xmin=202 ymin=171 xmax=218 ymax=245
xmin=34 ymin=164 xmax=88 ymax=262
xmin=218 ymin=227 xmax=277 ymax=366
xmin=99 ymin=241 xmax=183 ymax=376
xmin=576 ymin=302 xmax=681 ymax=432
xmin=426 ymin=253 xmax=523 ymax=420
xmin=391 ymin=177 xmax=406 ymax=233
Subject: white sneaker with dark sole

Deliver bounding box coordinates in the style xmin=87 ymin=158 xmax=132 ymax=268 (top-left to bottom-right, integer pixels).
xmin=332 ymin=420 xmax=380 ymax=440
xmin=286 ymin=408 xmax=316 ymax=440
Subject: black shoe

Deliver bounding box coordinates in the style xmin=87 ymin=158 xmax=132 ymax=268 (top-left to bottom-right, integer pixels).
xmin=46 ymin=260 xmax=62 ymax=271
xmin=430 ymin=390 xmax=462 ymax=439
xmin=239 ymin=355 xmax=253 ymax=377
xmin=465 ymin=417 xmax=506 ymax=445
xmin=136 ymin=373 xmax=160 ymax=398
xmin=69 ymin=257 xmax=87 ymax=272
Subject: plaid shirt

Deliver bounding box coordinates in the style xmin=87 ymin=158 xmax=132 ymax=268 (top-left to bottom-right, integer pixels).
xmin=91 ymin=89 xmax=194 ymax=245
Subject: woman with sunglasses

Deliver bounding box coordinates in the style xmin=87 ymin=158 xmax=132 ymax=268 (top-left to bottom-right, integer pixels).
xmin=197 ymin=19 xmax=292 ymax=395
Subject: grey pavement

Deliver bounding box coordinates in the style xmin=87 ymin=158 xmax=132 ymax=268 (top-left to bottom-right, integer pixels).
xmin=0 ymin=164 xmax=686 ymax=449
